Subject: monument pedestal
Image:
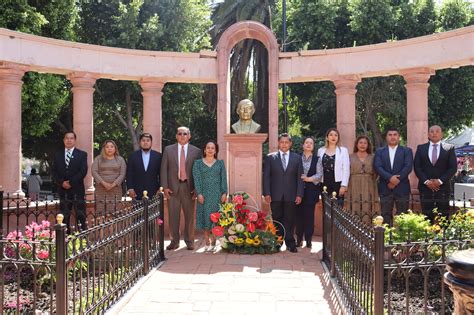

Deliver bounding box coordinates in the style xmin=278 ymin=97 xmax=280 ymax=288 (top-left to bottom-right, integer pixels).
xmin=224 ymin=134 xmax=267 ymax=211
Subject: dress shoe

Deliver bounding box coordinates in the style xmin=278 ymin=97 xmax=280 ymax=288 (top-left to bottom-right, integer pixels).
xmin=296 ymin=240 xmax=303 ymax=248
xmin=166 ymin=243 xmax=179 ymax=250
xmin=306 ymin=241 xmax=312 ymax=249
xmin=186 ymin=245 xmax=195 ymax=250
xmin=289 ymin=247 xmax=298 ymax=253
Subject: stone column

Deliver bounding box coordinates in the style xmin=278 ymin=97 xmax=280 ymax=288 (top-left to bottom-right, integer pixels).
xmin=140 ymin=79 xmax=165 ymax=152
xmin=402 ymin=68 xmax=434 ymax=191
xmin=67 ymin=72 xmax=97 ymax=195
xmin=0 ymin=63 xmax=27 ymax=197
xmin=333 ymin=76 xmax=360 ymax=148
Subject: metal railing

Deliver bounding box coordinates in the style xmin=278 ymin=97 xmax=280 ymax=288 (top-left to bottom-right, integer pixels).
xmin=322 ymin=191 xmax=384 ymax=315
xmin=1 ymin=191 xmax=165 ymax=314
xmin=322 ymin=190 xmax=473 ymax=315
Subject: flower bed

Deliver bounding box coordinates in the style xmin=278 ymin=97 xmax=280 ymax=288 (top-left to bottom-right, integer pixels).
xmin=211 ymin=193 xmax=282 ymax=254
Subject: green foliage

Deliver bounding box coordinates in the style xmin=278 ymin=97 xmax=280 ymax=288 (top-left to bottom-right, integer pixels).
xmin=428 ymin=66 xmax=474 ymax=133
xmin=385 ymin=210 xmax=432 ymax=243
xmin=21 ymin=73 xmax=70 ymax=137
xmin=0 ymin=0 xmax=47 ymax=34
xmin=349 ymin=0 xmax=396 ymax=45
xmin=436 ymin=208 xmax=474 ymax=240
xmin=286 ymin=0 xmax=473 ymax=146
xmin=78 ymin=0 xmax=214 ymax=156
xmin=438 ymin=0 xmax=472 ymax=31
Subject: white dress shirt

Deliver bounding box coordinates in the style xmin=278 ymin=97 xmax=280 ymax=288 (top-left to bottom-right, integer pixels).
xmin=279 ymin=150 xmax=289 ymax=169
xmin=64 ymin=147 xmax=75 ymax=162
xmin=142 ymin=150 xmax=150 ymax=171
xmin=428 ymin=141 xmax=441 ymax=163
xmin=388 ymin=145 xmax=398 ymax=169
xmin=427 ymin=141 xmax=443 ymax=185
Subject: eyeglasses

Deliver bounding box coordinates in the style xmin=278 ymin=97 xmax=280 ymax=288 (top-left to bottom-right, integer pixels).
xmin=177 ymin=132 xmax=188 ymax=136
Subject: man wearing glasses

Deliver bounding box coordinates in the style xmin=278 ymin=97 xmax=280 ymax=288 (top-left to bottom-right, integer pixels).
xmin=161 ymin=127 xmax=201 ymax=250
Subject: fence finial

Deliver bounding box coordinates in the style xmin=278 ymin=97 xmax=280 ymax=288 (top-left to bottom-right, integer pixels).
xmin=331 ymin=191 xmax=337 ymax=199
xmin=373 ymin=215 xmax=384 ymax=226
xmin=323 ymin=186 xmax=327 ymax=193
xmin=143 ymin=190 xmax=148 ymax=199
xmin=56 ymin=213 xmax=64 ymax=225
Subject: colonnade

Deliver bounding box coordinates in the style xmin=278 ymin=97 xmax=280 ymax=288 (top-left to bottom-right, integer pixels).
xmin=0 ymin=63 xmax=166 ymax=196
xmin=0 ymin=61 xmax=432 ymax=196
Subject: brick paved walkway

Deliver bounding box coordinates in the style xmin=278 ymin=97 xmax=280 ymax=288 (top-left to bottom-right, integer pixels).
xmin=108 ymin=238 xmax=340 ymax=315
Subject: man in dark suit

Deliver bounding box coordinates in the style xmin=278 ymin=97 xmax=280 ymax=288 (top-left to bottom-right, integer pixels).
xmin=126 ymin=133 xmax=162 ymax=200
xmin=263 ymin=133 xmax=304 ymax=253
xmin=374 ymin=128 xmax=413 ymax=226
xmin=160 ymin=127 xmax=201 ymax=250
xmin=52 ymin=130 xmax=88 ymax=232
xmin=414 ymin=125 xmax=457 ymax=222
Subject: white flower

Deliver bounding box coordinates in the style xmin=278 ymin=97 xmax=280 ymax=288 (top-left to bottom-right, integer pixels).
xmin=219 ymin=237 xmax=227 ymax=245
xmin=235 ymin=224 xmax=245 ymax=233
xmin=228 ymin=235 xmax=237 ymax=243
xmin=228 ymin=226 xmax=237 ymax=235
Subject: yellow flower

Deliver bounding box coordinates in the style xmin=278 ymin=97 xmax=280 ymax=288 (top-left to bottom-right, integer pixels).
xmin=245 ymin=238 xmax=254 ymax=245
xmin=253 ymin=239 xmax=261 ymax=246
xmin=235 ymin=238 xmax=244 ymax=245
xmin=466 ymin=209 xmax=474 ymax=219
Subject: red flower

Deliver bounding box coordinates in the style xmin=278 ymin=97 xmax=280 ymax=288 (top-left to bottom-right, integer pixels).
xmin=248 ymin=212 xmax=258 ymax=222
xmin=212 ymin=226 xmax=224 ymax=237
xmin=210 ymin=212 xmax=221 ymax=223
xmin=232 ymin=194 xmax=244 ymax=205
xmin=246 ymin=223 xmax=255 ymax=233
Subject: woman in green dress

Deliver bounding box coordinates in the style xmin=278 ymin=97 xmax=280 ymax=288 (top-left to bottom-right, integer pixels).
xmin=192 ymin=140 xmax=228 ymax=251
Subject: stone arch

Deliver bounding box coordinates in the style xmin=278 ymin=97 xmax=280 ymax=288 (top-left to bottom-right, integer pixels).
xmin=216 ymin=21 xmax=279 ymax=162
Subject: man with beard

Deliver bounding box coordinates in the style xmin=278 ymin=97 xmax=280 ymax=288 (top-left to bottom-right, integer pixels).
xmin=126 ymin=133 xmax=162 ymax=200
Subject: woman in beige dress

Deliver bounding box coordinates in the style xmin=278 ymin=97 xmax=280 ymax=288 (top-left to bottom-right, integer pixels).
xmin=92 ymin=140 xmax=126 ymax=213
xmin=346 ymin=135 xmax=379 ymax=223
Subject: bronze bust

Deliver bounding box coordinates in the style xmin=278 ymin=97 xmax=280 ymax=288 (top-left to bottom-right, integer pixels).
xmin=231 ymin=99 xmax=261 ymax=134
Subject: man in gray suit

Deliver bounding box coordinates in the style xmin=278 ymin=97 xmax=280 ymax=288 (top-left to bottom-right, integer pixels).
xmin=263 ymin=133 xmax=304 ymax=253
xmin=161 ymin=126 xmax=201 ymax=250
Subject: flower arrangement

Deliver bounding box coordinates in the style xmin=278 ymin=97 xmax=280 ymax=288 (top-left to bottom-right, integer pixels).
xmin=211 ymin=192 xmax=282 ymax=254
xmin=5 ymin=220 xmax=55 ymax=261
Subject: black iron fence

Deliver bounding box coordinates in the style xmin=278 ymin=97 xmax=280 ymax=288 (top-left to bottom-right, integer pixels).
xmin=1 ymin=191 xmax=165 ymax=314
xmin=322 ymin=190 xmax=474 ymax=315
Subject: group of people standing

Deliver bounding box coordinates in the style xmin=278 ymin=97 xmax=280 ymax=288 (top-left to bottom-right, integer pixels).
xmin=51 ymin=128 xmax=228 ymax=252
xmin=51 ymin=123 xmax=456 ymax=253
xmin=263 ymin=125 xmax=457 ymax=253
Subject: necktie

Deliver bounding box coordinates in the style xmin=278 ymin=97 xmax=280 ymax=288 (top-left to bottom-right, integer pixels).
xmin=281 ymin=153 xmax=287 ymax=171
xmin=432 ymin=144 xmax=438 ymax=165
xmin=65 ymin=150 xmax=72 ymax=167
xmin=179 ymin=145 xmax=187 ymax=181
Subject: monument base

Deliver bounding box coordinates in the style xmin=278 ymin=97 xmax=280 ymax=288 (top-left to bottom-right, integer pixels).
xmin=224 ymin=133 xmax=267 ymax=211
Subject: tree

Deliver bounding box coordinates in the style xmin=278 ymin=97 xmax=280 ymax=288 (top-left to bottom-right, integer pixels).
xmin=210 ymin=0 xmax=277 ymax=133
xmin=0 ymin=0 xmax=77 ymax=171
xmin=78 ymin=0 xmax=214 ymax=156
xmin=438 ymin=0 xmax=472 ymax=31
xmin=287 ymin=0 xmax=473 ymax=148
